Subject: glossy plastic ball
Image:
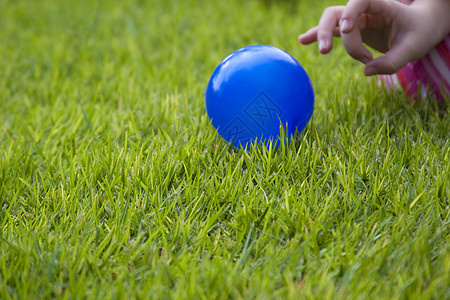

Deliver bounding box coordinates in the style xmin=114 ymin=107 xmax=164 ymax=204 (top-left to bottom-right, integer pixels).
xmin=205 ymin=45 xmax=314 ymax=149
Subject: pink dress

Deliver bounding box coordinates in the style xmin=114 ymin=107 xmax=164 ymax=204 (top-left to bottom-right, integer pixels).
xmin=380 ymin=34 xmax=450 ymax=103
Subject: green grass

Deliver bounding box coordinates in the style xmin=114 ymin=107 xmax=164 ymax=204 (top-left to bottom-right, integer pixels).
xmin=1 ymin=0 xmax=449 ymax=298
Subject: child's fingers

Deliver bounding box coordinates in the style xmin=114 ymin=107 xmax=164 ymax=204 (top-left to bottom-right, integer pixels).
xmin=317 ymin=6 xmax=344 ymax=53
xmin=340 ymin=0 xmax=393 ymax=33
xmin=341 ymin=16 xmax=373 ymax=64
xmin=298 ymin=27 xmax=319 ymax=44
xmin=363 ymin=38 xmax=415 ymax=75
xmin=299 ymin=26 xmax=341 ymax=46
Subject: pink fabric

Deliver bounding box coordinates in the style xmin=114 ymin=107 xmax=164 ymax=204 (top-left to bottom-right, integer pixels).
xmin=380 ymin=34 xmax=450 ymax=103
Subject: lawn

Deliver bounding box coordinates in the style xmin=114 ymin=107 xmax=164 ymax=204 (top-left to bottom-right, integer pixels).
xmin=0 ymin=0 xmax=449 ymax=298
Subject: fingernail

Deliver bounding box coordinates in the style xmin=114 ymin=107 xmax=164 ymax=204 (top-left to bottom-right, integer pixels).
xmin=361 ymin=56 xmax=372 ymax=64
xmin=365 ymin=67 xmax=377 ymax=76
xmin=318 ymin=40 xmax=327 ymax=52
xmin=340 ymin=19 xmax=351 ymax=32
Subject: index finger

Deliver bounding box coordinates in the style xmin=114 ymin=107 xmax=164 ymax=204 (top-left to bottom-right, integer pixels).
xmin=340 ymin=0 xmax=392 ymax=33
xmin=341 ymin=15 xmax=373 ymax=64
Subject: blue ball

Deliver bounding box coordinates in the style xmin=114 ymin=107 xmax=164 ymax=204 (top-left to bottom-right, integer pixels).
xmin=205 ymin=45 xmax=314 ymax=149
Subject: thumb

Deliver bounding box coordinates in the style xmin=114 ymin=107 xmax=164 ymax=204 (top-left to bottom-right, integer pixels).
xmin=363 ymin=38 xmax=416 ymax=75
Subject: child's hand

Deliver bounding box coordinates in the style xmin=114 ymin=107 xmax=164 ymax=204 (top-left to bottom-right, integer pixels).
xmin=299 ymin=0 xmax=450 ymax=76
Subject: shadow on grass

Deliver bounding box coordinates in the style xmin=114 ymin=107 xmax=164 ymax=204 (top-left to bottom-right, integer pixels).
xmin=375 ymin=87 xmax=449 ymax=139
xmin=323 ymin=79 xmax=449 ymax=140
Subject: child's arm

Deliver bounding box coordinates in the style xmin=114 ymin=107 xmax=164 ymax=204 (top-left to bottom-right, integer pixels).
xmin=299 ymin=0 xmax=450 ymax=76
